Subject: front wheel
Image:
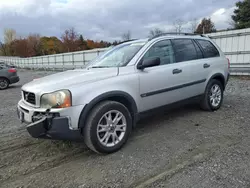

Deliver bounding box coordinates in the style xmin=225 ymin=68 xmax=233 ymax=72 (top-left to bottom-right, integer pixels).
xmin=82 ymin=101 xmax=132 ymax=154
xmin=200 ymin=79 xmax=224 ymax=111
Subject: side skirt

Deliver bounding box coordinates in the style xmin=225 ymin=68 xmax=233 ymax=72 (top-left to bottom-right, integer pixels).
xmin=135 ymin=94 xmax=203 ymax=123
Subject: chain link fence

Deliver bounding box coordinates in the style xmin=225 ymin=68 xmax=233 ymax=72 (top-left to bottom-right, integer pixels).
xmin=0 ymin=48 xmax=108 ymax=71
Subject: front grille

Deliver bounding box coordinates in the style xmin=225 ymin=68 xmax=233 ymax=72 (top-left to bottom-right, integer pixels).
xmin=23 ymin=91 xmax=36 ymax=105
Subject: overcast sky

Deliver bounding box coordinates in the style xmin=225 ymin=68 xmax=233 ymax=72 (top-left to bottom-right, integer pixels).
xmin=0 ymin=0 xmax=238 ymax=42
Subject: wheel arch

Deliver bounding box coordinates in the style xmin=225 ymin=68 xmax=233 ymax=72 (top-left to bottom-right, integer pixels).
xmin=78 ymin=91 xmax=138 ymax=129
xmin=207 ymin=73 xmax=226 ymax=90
xmin=0 ymin=76 xmax=10 ymax=82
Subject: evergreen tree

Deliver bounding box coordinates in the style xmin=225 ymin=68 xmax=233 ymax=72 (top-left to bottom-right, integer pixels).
xmin=231 ymin=0 xmax=250 ymax=29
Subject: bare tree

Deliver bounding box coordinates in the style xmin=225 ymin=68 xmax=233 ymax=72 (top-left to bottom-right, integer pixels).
xmin=27 ymin=34 xmax=42 ymax=56
xmin=149 ymin=28 xmax=164 ymax=37
xmin=0 ymin=42 xmax=7 ymax=56
xmin=189 ymin=18 xmax=198 ymax=33
xmin=0 ymin=29 xmax=17 ymax=56
xmin=4 ymin=28 xmax=16 ymax=44
xmin=61 ymin=27 xmax=79 ymax=52
xmin=121 ymin=30 xmax=131 ymax=41
xmin=173 ymin=19 xmax=184 ymax=34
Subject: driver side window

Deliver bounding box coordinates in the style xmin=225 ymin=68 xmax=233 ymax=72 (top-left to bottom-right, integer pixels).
xmin=143 ymin=40 xmax=175 ymax=66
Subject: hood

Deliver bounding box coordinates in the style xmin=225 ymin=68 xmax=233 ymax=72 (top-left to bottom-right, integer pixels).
xmin=22 ymin=68 xmax=118 ymax=93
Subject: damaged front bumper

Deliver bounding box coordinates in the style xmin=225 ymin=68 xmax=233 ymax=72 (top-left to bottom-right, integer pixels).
xmin=17 ymin=103 xmax=84 ymax=141
xmin=26 ymin=115 xmax=83 ymax=141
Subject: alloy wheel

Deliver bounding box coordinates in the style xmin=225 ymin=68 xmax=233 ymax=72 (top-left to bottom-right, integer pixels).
xmin=209 ymin=84 xmax=222 ymax=107
xmin=0 ymin=79 xmax=8 ymax=89
xmin=97 ymin=110 xmax=127 ymax=147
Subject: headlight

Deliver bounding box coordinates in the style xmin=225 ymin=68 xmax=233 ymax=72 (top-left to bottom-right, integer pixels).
xmin=40 ymin=90 xmax=72 ymax=109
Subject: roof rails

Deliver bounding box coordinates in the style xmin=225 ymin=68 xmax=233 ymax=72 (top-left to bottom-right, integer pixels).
xmin=149 ymin=32 xmax=207 ymax=40
xmin=118 ymin=39 xmax=138 ymax=44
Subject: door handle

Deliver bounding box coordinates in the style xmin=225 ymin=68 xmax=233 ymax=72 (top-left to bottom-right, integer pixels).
xmin=172 ymin=69 xmax=182 ymax=74
xmin=203 ymin=63 xmax=210 ymax=68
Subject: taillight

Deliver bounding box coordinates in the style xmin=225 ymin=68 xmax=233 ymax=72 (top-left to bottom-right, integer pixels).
xmin=227 ymin=58 xmax=230 ymax=69
xmin=8 ymin=68 xmax=16 ymax=73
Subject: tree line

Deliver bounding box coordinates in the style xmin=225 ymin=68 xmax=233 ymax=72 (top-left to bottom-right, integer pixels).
xmin=0 ymin=28 xmax=115 ymax=57
xmin=0 ymin=0 xmax=249 ymax=58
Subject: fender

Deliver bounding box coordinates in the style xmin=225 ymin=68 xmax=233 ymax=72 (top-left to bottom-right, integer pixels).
xmin=78 ymin=91 xmax=138 ymax=129
xmin=207 ymin=73 xmax=226 ymax=90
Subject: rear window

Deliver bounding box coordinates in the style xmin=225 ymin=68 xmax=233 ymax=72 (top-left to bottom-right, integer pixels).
xmin=196 ymin=39 xmax=220 ymax=58
xmin=171 ymin=39 xmax=199 ymax=63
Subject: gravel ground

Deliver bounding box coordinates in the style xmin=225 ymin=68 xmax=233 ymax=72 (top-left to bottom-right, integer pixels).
xmin=0 ymin=70 xmax=250 ymax=188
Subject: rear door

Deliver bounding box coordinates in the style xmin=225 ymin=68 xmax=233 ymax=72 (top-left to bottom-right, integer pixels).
xmin=169 ymin=38 xmax=208 ymax=97
xmin=195 ymin=39 xmax=222 ymax=79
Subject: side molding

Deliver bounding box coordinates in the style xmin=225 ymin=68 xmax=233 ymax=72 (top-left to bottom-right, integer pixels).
xmin=141 ymin=79 xmax=206 ymax=97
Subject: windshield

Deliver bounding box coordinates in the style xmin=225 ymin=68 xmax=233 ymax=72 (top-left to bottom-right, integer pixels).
xmin=88 ymin=41 xmax=146 ymax=68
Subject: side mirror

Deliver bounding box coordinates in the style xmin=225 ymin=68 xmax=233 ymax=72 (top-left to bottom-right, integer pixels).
xmin=137 ymin=57 xmax=160 ymax=70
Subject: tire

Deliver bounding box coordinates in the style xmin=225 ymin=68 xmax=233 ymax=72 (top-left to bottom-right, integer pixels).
xmin=200 ymin=79 xmax=224 ymax=111
xmin=82 ymin=101 xmax=132 ymax=154
xmin=0 ymin=78 xmax=9 ymax=90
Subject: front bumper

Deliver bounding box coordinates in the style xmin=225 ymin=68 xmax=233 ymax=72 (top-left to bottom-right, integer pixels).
xmin=17 ymin=100 xmax=85 ymax=141
xmin=24 ymin=115 xmax=83 ymax=141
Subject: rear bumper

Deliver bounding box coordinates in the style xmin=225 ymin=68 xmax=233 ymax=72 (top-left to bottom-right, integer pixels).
xmin=9 ymin=76 xmax=19 ymax=84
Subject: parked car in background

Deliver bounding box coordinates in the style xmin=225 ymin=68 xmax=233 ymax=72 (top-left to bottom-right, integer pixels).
xmin=17 ymin=33 xmax=230 ymax=154
xmin=0 ymin=64 xmax=20 ymax=90
xmin=0 ymin=61 xmax=16 ymax=68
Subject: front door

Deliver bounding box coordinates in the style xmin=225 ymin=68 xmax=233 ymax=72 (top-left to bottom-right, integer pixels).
xmin=137 ymin=39 xmax=184 ymax=112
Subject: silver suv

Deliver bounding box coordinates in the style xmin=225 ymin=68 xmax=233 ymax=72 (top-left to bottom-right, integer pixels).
xmin=17 ymin=33 xmax=230 ymax=154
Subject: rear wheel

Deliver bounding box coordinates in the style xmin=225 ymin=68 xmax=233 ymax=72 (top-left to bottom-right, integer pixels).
xmin=200 ymin=79 xmax=224 ymax=111
xmin=0 ymin=78 xmax=9 ymax=90
xmin=82 ymin=101 xmax=132 ymax=154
